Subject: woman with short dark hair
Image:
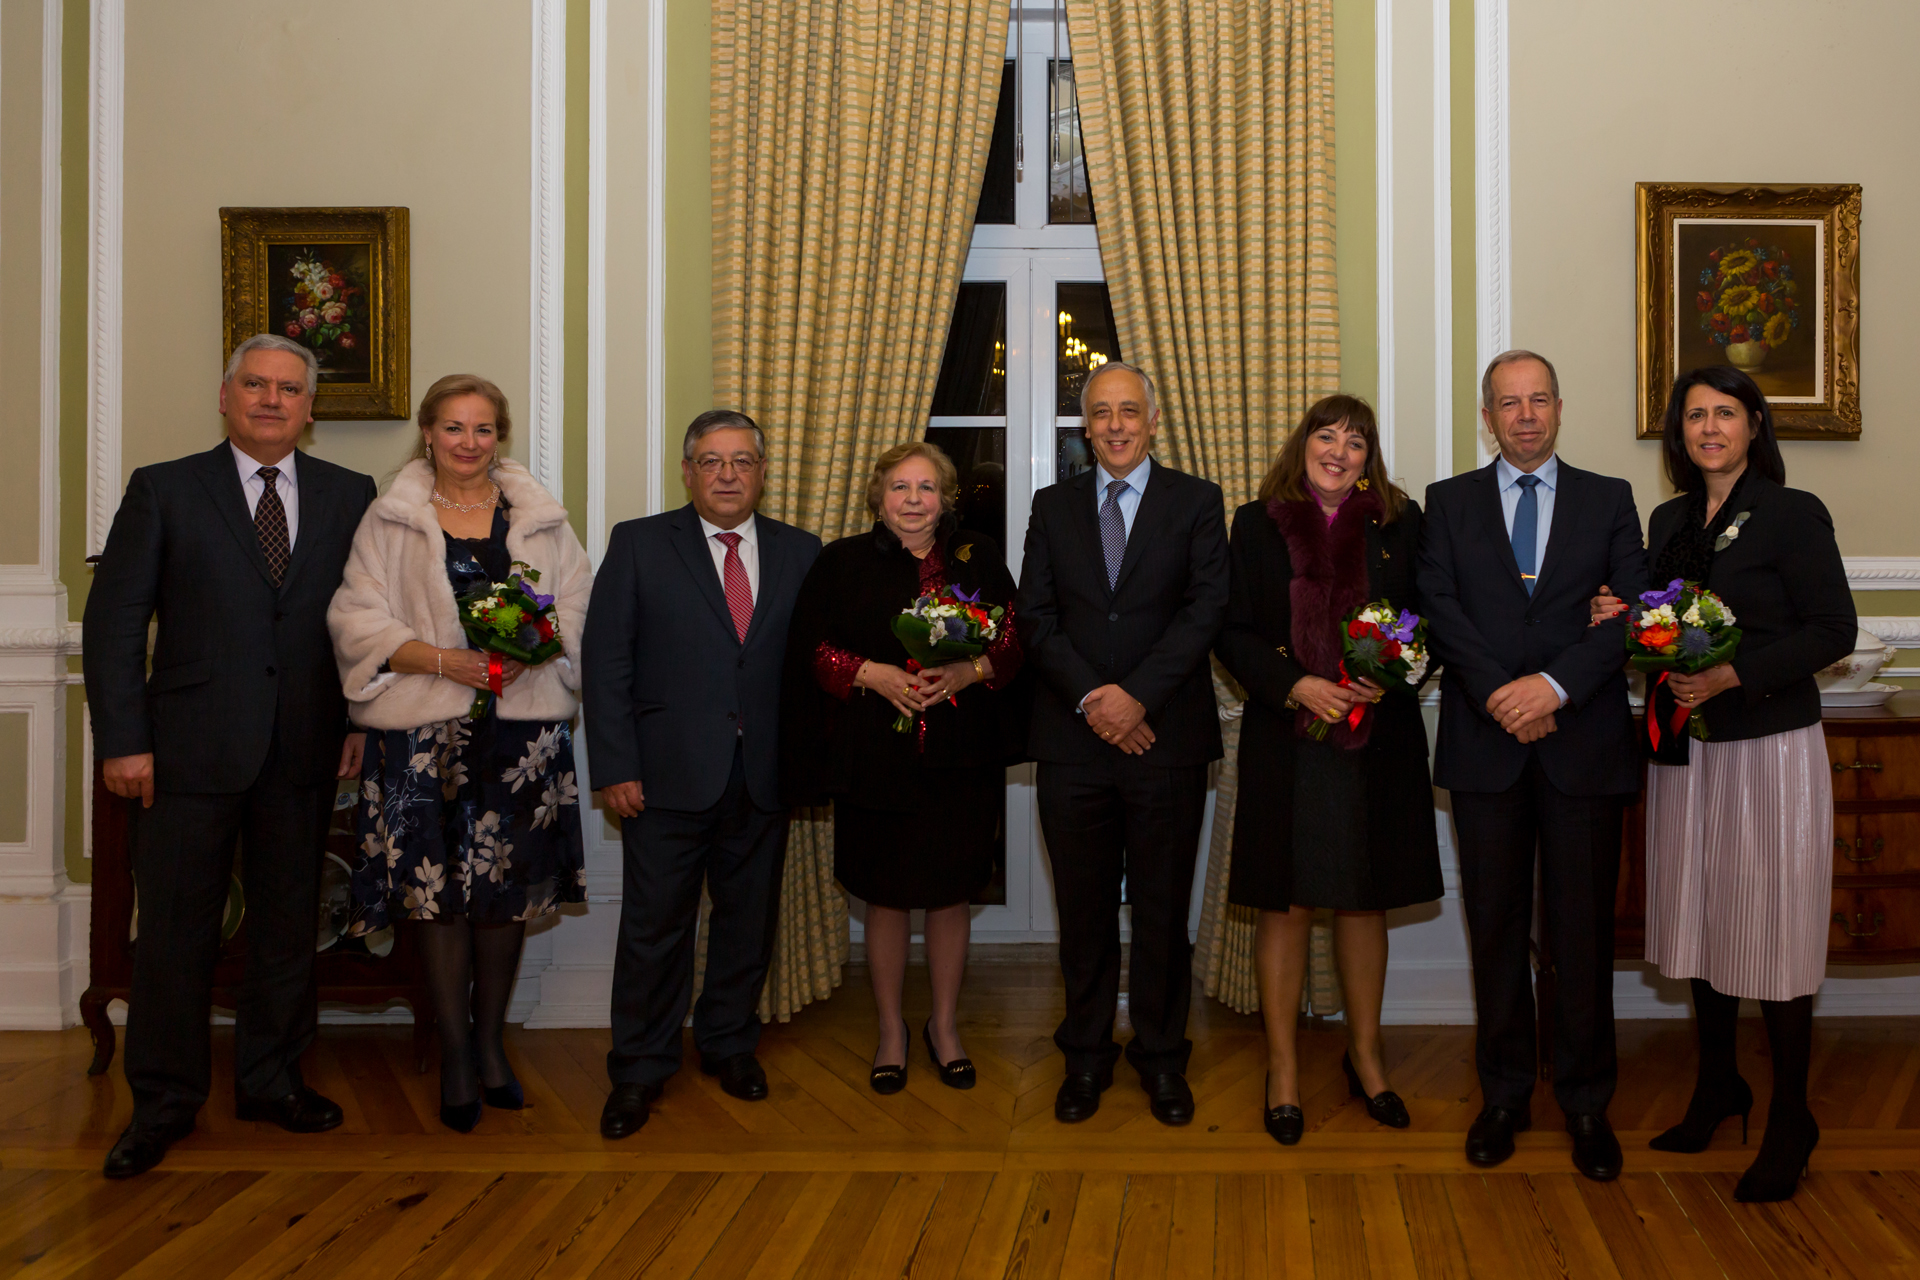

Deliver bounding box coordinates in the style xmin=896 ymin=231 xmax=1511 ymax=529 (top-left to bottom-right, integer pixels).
xmin=1593 ymin=365 xmax=1854 ymax=1201
xmin=780 ymin=441 xmax=1027 ymax=1094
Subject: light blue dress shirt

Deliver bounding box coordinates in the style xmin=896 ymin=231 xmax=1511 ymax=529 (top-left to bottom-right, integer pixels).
xmin=1093 ymin=455 xmax=1152 ymax=537
xmin=1494 ymin=453 xmax=1567 ymax=706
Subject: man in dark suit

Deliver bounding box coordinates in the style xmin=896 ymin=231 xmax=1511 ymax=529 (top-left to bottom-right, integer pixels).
xmin=84 ymin=334 xmax=377 ymax=1179
xmin=583 ymin=409 xmax=822 ymax=1137
xmin=1416 ymin=349 xmax=1649 ymax=1182
xmin=1016 ymin=362 xmax=1229 ymax=1126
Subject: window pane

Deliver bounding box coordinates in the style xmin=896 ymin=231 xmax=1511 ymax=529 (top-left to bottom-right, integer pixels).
xmin=1048 ymin=59 xmax=1093 ymax=224
xmin=975 ymin=60 xmax=1017 ymax=225
xmin=1056 ymin=429 xmax=1094 ymax=482
xmin=931 ymin=283 xmax=1008 ymax=417
xmin=1055 ymin=282 xmax=1120 ymax=416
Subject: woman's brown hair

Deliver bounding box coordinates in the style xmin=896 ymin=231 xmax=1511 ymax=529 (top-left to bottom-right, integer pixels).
xmin=411 ymin=374 xmax=514 ymax=464
xmin=865 ymin=440 xmax=960 ymax=517
xmin=1255 ymin=394 xmax=1406 ymax=523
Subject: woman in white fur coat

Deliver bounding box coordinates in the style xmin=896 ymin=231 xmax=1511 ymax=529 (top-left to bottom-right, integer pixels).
xmin=329 ymin=373 xmax=592 ymax=1133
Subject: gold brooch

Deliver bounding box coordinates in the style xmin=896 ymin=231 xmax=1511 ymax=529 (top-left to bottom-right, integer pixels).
xmin=954 ymin=543 xmax=973 ymax=562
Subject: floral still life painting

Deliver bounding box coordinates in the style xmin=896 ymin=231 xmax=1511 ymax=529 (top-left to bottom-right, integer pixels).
xmin=269 ymin=243 xmax=373 ymax=382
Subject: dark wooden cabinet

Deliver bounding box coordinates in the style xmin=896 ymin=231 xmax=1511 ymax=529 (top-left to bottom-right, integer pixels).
xmin=1617 ymin=690 xmax=1920 ymax=965
xmin=78 ymin=763 xmax=435 ymax=1076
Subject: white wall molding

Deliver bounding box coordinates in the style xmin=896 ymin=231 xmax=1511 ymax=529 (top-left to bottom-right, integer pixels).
xmin=86 ymin=0 xmax=124 ymax=557
xmin=1470 ymin=0 xmax=1507 ymax=470
xmin=527 ymin=0 xmax=567 ymax=497
xmin=1861 ymin=617 xmax=1920 ymax=647
xmin=1373 ymin=0 xmax=1395 ymax=469
xmin=1429 ymin=0 xmax=1452 ymax=483
xmin=1846 ymin=557 xmax=1920 ymax=591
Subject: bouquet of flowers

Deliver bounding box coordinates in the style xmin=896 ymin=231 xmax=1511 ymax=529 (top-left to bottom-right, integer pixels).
xmin=1310 ymin=600 xmax=1430 ymax=741
xmin=1625 ymin=578 xmax=1741 ymax=746
xmin=888 ymin=586 xmax=1002 ymax=733
xmin=456 ymin=561 xmax=564 ymax=718
xmin=1694 ymin=238 xmax=1800 ymax=370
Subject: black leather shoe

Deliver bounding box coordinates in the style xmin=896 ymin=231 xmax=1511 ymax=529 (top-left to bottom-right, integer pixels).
xmin=701 ymin=1053 xmax=769 ymax=1101
xmin=1143 ymin=1073 xmax=1195 ymax=1127
xmin=923 ymin=1020 xmax=976 ymax=1090
xmin=483 ymin=1077 xmax=525 ymax=1111
xmin=1342 ymin=1052 xmax=1411 ymax=1129
xmin=1263 ymin=1073 xmax=1304 ymax=1146
xmin=1054 ymin=1064 xmax=1114 ymax=1123
xmin=103 ymin=1119 xmax=193 ymax=1180
xmin=235 ymin=1086 xmax=344 ymax=1134
xmin=1567 ymin=1112 xmax=1623 ymax=1182
xmin=600 ymin=1082 xmax=663 ymax=1139
xmin=1464 ymin=1104 xmax=1531 ymax=1167
xmin=440 ymin=1098 xmax=482 ymax=1134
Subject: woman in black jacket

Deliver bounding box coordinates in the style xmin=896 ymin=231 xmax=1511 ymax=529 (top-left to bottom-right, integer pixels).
xmin=781 ymin=442 xmax=1026 ymax=1095
xmin=1216 ymin=395 xmax=1443 ymax=1146
xmin=1593 ymin=366 xmax=1854 ymax=1202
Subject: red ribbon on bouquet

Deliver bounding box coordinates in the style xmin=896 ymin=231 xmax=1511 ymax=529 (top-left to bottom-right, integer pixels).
xmin=487 ymin=652 xmax=504 ymax=697
xmin=1646 ymin=670 xmax=1691 ymax=751
xmin=1336 ymin=661 xmax=1367 ymax=731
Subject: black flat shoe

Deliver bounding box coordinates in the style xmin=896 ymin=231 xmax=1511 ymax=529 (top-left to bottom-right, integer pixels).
xmin=871 ymin=1020 xmax=909 ymax=1095
xmin=1649 ymin=1074 xmax=1753 ymax=1152
xmin=1263 ymin=1074 xmax=1304 ymax=1146
xmin=1567 ymin=1112 xmax=1623 ymax=1182
xmin=1055 ymin=1064 xmax=1114 ymax=1123
xmin=483 ymin=1077 xmax=525 ymax=1111
xmin=701 ymin=1053 xmax=769 ymax=1101
xmin=922 ymin=1020 xmax=976 ymax=1090
xmin=235 ymin=1086 xmax=344 ymax=1133
xmin=599 ymin=1082 xmax=662 ymax=1139
xmin=1142 ymin=1072 xmax=1194 ymax=1127
xmin=1465 ymin=1104 xmax=1530 ymax=1167
xmin=1734 ymin=1109 xmax=1820 ymax=1202
xmin=103 ymin=1118 xmax=193 ymax=1180
xmin=1341 ymin=1052 xmax=1411 ymax=1129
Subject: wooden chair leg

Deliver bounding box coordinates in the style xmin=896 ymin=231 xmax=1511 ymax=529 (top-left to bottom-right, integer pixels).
xmin=80 ymin=990 xmax=117 ymax=1077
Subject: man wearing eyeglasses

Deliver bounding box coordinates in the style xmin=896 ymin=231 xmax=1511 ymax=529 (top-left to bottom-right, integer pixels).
xmin=582 ymin=409 xmax=821 ymax=1137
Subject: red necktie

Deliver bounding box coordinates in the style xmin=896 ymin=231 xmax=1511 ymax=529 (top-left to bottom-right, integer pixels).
xmin=716 ymin=531 xmax=754 ymax=642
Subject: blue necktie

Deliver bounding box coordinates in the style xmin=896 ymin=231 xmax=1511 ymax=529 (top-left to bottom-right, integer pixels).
xmin=1100 ymin=479 xmax=1129 ymax=591
xmin=1511 ymin=473 xmax=1540 ymax=595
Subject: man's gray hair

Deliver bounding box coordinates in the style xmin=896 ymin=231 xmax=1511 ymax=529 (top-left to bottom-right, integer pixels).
xmin=225 ymin=333 xmax=318 ymax=396
xmin=1078 ymin=360 xmax=1158 ymax=421
xmin=1480 ymin=349 xmax=1560 ymax=410
xmin=682 ymin=408 xmax=767 ymax=460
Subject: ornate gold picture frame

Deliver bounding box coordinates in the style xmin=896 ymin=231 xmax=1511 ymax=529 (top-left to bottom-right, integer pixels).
xmin=1635 ymin=183 xmax=1859 ymax=440
xmin=221 ymin=207 xmax=410 ymax=420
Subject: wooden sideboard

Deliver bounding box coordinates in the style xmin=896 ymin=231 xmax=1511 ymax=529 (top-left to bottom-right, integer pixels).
xmin=78 ymin=763 xmax=436 ymax=1077
xmin=1616 ymin=689 xmax=1920 ymax=964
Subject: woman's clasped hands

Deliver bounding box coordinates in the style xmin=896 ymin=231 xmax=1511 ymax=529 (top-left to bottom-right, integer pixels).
xmin=1289 ymin=673 xmax=1384 ymax=725
xmin=854 ymin=657 xmax=988 ymax=720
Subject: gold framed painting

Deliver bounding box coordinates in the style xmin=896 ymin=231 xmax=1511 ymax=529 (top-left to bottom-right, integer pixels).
xmin=221 ymin=207 xmax=410 ymax=420
xmin=1635 ymin=183 xmax=1860 ymax=440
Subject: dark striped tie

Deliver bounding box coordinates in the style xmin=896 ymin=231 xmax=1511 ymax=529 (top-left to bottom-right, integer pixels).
xmin=1100 ymin=479 xmax=1128 ymax=591
xmin=255 ymin=466 xmax=289 ymax=586
xmin=1511 ymin=473 xmax=1539 ymax=595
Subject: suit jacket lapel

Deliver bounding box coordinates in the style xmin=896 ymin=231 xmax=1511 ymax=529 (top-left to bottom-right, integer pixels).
xmin=274 ymin=455 xmax=328 ymax=597
xmin=196 ymin=443 xmax=277 ymax=587
xmin=1061 ymin=469 xmax=1107 ymax=594
xmin=741 ymin=517 xmax=784 ymax=649
xmin=1530 ymin=464 xmax=1580 ymax=600
xmin=1111 ymin=463 xmax=1169 ymax=596
xmin=670 ymin=505 xmax=739 ymax=642
xmin=1475 ymin=462 xmax=1527 ymax=594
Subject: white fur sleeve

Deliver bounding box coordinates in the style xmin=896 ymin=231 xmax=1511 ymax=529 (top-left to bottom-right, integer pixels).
xmin=328 ymin=524 xmax=421 ymax=705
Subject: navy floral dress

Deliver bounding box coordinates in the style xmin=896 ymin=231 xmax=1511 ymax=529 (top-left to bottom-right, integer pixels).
xmin=350 ymin=503 xmax=587 ymax=931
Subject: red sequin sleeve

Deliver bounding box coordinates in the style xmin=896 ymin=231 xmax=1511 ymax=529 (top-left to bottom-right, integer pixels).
xmin=813 ymin=641 xmax=866 ymax=701
xmin=983 ymin=610 xmax=1022 ymax=689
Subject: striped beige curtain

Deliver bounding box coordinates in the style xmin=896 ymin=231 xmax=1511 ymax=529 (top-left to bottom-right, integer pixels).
xmin=1066 ymin=0 xmax=1342 ymax=1014
xmin=709 ymin=0 xmax=1006 ymax=1021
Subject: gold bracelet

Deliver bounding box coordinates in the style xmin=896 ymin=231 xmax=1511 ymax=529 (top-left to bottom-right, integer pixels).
xmin=972 ymin=656 xmax=986 ymax=682
xmin=436 ymin=650 xmax=444 ymax=679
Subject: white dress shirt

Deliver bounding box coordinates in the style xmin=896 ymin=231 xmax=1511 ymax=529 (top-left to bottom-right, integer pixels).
xmin=1494 ymin=453 xmax=1566 ymax=706
xmin=1093 ymin=454 xmax=1152 ymax=537
xmin=698 ymin=511 xmax=760 ymax=600
xmin=232 ymin=441 xmax=299 ymax=548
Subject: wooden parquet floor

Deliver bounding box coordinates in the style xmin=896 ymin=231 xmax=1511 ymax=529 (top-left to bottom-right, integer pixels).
xmin=4 ymin=963 xmax=1920 ymax=1277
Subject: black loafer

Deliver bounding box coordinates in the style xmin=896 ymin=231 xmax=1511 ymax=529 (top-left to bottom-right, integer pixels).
xmin=103 ymin=1119 xmax=193 ymax=1180
xmin=599 ymin=1081 xmax=663 ymax=1139
xmin=235 ymin=1086 xmax=344 ymax=1134
xmin=1143 ymin=1073 xmax=1195 ymax=1127
xmin=701 ymin=1052 xmax=769 ymax=1101
xmin=922 ymin=1020 xmax=976 ymax=1090
xmin=1054 ymin=1064 xmax=1114 ymax=1123
xmin=1265 ymin=1104 xmax=1305 ymax=1146
xmin=1342 ymin=1052 xmax=1411 ymax=1129
xmin=1567 ymin=1112 xmax=1623 ymax=1182
xmin=1465 ymin=1104 xmax=1531 ymax=1167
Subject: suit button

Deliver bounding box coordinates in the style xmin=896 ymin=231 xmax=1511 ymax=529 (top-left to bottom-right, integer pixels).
xmin=274 ymin=610 xmax=286 ymax=622
xmin=265 ymin=666 xmax=276 ymax=676
xmin=738 ymin=658 xmax=746 ymax=669
xmin=1108 ymin=612 xmax=1119 ymax=622
xmin=727 ymin=711 xmax=737 ymax=719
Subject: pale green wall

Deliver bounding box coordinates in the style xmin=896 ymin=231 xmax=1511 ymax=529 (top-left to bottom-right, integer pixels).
xmin=1331 ymin=0 xmax=1374 ymax=407
xmin=660 ymin=0 xmax=710 ymax=513
xmin=0 ymin=712 xmax=28 ymax=844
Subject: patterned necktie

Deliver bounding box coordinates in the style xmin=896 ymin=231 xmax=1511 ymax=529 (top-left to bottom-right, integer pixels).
xmin=255 ymin=466 xmax=290 ymax=586
xmin=716 ymin=531 xmax=754 ymax=642
xmin=1511 ymin=473 xmax=1540 ymax=596
xmin=1100 ymin=479 xmax=1129 ymax=591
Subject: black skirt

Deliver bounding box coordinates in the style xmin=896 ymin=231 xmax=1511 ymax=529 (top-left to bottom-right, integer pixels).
xmin=833 ymin=765 xmax=1000 ymax=909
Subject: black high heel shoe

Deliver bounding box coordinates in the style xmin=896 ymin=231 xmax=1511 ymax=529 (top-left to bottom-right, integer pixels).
xmin=1342 ymin=1052 xmax=1410 ymax=1129
xmin=1734 ymin=1109 xmax=1820 ymax=1202
xmin=870 ymin=1019 xmax=909 ymax=1095
xmin=441 ymin=1041 xmax=482 ymax=1133
xmin=483 ymin=1076 xmax=526 ymax=1111
xmin=923 ymin=1020 xmax=976 ymax=1090
xmin=1648 ymin=1074 xmax=1752 ymax=1152
xmin=1263 ymin=1074 xmax=1304 ymax=1146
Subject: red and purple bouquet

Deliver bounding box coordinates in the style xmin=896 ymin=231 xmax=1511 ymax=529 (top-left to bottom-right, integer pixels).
xmin=889 ymin=586 xmax=1002 ymax=733
xmin=456 ymin=560 xmax=564 ymax=718
xmin=1626 ymin=577 xmax=1741 ymax=745
xmin=1310 ymin=599 xmax=1430 ymax=740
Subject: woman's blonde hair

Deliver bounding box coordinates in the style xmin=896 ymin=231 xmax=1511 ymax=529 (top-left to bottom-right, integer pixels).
xmin=865 ymin=440 xmax=959 ymax=517
xmin=411 ymin=374 xmax=514 ymax=464
xmin=1256 ymin=394 xmax=1407 ymax=523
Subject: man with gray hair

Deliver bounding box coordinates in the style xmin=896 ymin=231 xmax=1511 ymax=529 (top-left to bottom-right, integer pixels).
xmin=1416 ymin=349 xmax=1647 ymax=1182
xmin=583 ymin=409 xmax=821 ymax=1137
xmin=85 ymin=333 xmax=377 ymax=1178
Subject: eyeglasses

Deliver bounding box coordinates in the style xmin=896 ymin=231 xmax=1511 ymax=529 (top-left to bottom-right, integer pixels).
xmin=692 ymin=453 xmax=763 ymax=476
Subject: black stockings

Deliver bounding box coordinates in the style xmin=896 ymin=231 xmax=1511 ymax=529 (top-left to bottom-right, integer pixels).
xmin=1759 ymin=993 xmax=1814 ymax=1118
xmin=1690 ymin=977 xmax=1741 ymax=1084
xmin=417 ymin=918 xmax=527 ymax=1105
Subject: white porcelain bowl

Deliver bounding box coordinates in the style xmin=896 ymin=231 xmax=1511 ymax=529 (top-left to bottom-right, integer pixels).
xmin=1816 ymin=628 xmax=1896 ymax=693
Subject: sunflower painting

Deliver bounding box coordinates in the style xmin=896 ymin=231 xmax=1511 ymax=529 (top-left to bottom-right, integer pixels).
xmin=1674 ymin=221 xmax=1820 ymax=400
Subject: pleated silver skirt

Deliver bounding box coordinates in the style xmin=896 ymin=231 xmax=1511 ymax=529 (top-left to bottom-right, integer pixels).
xmin=1643 ymin=723 xmax=1832 ymax=1002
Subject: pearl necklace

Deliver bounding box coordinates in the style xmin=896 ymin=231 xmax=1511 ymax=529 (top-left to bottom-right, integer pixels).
xmin=431 ymin=481 xmax=500 ymax=513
